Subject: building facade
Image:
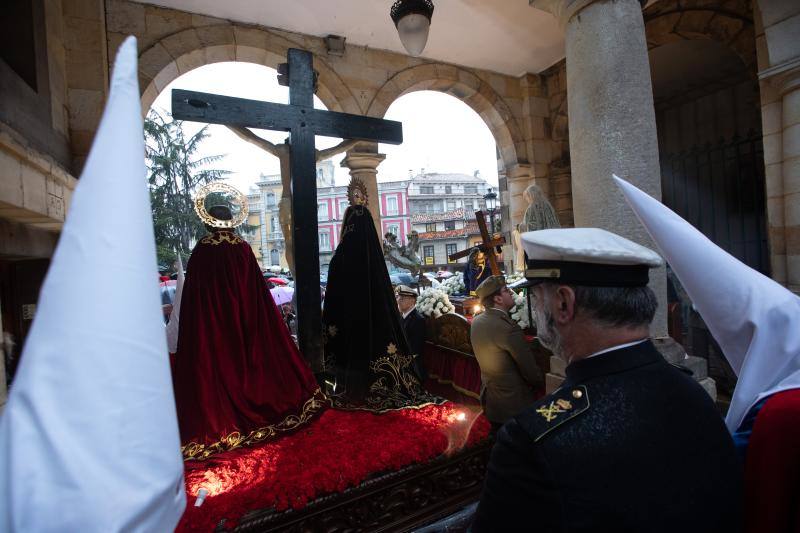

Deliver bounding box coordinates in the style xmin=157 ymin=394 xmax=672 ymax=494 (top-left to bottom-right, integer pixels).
xmin=247 ymin=169 xmax=498 ymax=271
xmin=246 ymin=161 xmax=412 ymax=270
xmin=407 ymin=172 xmax=499 ymax=271
xmin=407 ymin=172 xmax=491 ymax=216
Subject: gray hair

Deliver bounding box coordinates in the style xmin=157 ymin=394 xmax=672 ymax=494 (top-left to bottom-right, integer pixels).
xmin=542 ymin=282 xmax=657 ymax=328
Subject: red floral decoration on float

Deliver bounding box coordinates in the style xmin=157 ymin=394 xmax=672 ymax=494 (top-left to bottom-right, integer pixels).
xmin=177 ymin=402 xmax=490 ymax=532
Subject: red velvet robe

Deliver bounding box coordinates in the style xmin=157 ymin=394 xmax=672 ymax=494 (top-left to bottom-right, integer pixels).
xmin=172 ymin=230 xmax=325 ymax=460
xmin=744 ymin=388 xmax=800 ymax=533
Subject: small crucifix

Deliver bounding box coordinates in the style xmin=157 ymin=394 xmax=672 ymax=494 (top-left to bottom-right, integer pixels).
xmin=448 ymin=210 xmax=506 ymax=276
xmin=172 ymin=49 xmax=403 ymax=370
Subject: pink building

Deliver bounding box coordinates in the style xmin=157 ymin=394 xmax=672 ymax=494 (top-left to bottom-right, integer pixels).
xmin=377 ymin=180 xmax=412 ymax=243
xmin=316 ymin=180 xmax=412 ymax=268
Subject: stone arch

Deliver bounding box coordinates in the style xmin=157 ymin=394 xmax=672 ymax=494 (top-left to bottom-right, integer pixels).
xmin=137 ymin=24 xmax=361 ymax=115
xmin=644 ymin=4 xmax=757 ymax=70
xmin=365 ymin=64 xmax=526 ymax=171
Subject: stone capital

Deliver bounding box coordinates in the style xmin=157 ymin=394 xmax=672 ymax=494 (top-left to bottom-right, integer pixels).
xmin=759 ymin=56 xmax=800 ymax=96
xmin=530 ymin=0 xmax=644 ymax=27
xmin=340 ymin=151 xmax=387 ymax=174
xmin=529 ymin=0 xmax=593 ymax=27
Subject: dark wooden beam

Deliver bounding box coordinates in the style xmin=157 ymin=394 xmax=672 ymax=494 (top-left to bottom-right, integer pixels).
xmin=171 ymin=90 xmax=403 ymax=145
xmin=287 ymin=49 xmax=323 ymax=370
xmin=475 ymin=210 xmax=502 ymax=276
xmin=448 ymin=209 xmax=505 ymax=263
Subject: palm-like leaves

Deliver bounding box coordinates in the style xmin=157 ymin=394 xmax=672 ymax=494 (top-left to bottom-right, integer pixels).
xmin=145 ymin=110 xmax=230 ymax=267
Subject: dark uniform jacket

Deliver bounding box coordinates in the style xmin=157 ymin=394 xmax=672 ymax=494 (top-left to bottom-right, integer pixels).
xmin=402 ymin=308 xmax=428 ymax=381
xmin=473 ymin=340 xmax=742 ymax=533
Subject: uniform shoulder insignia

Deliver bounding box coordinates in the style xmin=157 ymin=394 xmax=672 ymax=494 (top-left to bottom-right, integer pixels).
xmin=527 ymin=385 xmax=590 ymax=443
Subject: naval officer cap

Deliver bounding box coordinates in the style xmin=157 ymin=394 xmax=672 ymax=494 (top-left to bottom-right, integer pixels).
xmin=395 ymin=285 xmax=418 ymax=298
xmin=521 ymin=228 xmax=663 ymax=287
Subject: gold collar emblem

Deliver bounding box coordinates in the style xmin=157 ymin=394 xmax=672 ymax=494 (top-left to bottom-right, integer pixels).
xmin=536 ymin=398 xmax=573 ymax=422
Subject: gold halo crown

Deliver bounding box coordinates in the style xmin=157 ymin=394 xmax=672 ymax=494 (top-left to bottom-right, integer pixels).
xmin=193 ymin=182 xmax=249 ymax=228
xmin=347 ymin=177 xmax=369 ymax=207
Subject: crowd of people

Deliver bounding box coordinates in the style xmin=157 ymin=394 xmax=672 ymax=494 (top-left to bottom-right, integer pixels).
xmin=152 ymin=182 xmax=797 ymax=531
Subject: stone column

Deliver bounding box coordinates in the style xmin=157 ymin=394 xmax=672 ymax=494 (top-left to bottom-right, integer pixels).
xmin=62 ymin=0 xmax=109 ymax=175
xmin=531 ymin=0 xmax=667 ymax=336
xmin=505 ymin=163 xmax=532 ymax=272
xmin=756 ymin=0 xmax=800 ymax=291
xmin=341 ymin=142 xmax=386 ymax=239
xmin=759 ymin=62 xmax=800 ymax=291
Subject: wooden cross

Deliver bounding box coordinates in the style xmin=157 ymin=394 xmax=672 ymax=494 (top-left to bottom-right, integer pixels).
xmin=447 ymin=210 xmax=505 ymax=276
xmin=172 ymin=49 xmax=403 ymax=370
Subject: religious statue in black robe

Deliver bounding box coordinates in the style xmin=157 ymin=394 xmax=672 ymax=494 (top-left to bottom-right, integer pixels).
xmin=322 ymin=179 xmax=442 ymax=412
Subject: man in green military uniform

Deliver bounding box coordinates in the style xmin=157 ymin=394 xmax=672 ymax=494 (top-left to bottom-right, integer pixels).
xmin=472 ymin=227 xmax=741 ymax=532
xmin=470 ymin=275 xmax=544 ymax=430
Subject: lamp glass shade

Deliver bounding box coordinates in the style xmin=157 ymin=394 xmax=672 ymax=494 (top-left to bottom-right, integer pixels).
xmin=484 ymin=190 xmax=498 ymax=211
xmin=396 ymin=13 xmax=431 ymax=56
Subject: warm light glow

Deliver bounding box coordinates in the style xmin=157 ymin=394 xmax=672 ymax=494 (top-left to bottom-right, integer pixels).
xmin=188 ymin=476 xmax=233 ymax=499
xmin=442 ymin=406 xmax=483 ymax=456
xmin=472 ymin=304 xmax=484 ymax=315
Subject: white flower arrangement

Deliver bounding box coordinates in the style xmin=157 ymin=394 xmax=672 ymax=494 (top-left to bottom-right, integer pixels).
xmin=416 ymin=287 xmax=456 ymax=318
xmin=268 ymin=265 xmax=282 ymax=274
xmin=439 ymin=272 xmax=465 ymax=295
xmin=509 ymin=289 xmax=531 ymax=330
xmin=505 ymin=272 xmax=524 ymax=286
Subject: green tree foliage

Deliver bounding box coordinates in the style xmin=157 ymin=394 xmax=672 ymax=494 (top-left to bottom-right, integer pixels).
xmin=144 ymin=109 xmax=230 ymax=268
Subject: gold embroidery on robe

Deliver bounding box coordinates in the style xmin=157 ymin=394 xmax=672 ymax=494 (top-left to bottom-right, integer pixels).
xmin=181 ymin=388 xmax=328 ymax=461
xmin=201 ymin=230 xmax=243 ymax=246
xmin=330 ymin=344 xmax=445 ymax=413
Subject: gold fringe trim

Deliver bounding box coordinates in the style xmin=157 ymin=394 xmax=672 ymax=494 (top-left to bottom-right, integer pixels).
xmin=181 ymin=388 xmax=329 ymax=461
xmin=427 ymin=372 xmax=481 ymax=400
xmin=330 ymin=399 xmax=443 ymax=414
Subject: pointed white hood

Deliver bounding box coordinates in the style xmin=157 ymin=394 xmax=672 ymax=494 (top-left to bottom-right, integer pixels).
xmin=0 ymin=37 xmax=186 ymax=531
xmin=613 ymin=174 xmax=800 ymax=433
xmin=166 ymin=252 xmax=185 ymax=354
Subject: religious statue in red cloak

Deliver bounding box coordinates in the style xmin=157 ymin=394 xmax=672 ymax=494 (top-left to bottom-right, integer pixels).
xmin=172 ymin=183 xmax=326 ymax=461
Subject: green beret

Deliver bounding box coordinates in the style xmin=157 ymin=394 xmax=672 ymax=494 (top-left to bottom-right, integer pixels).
xmin=475 ymin=275 xmax=506 ymax=299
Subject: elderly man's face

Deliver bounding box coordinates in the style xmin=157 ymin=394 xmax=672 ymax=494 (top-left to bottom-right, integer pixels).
xmin=396 ymin=293 xmax=416 ymax=313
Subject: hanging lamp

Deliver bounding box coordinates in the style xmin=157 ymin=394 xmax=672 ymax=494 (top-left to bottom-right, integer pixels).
xmin=390 ymin=0 xmax=435 ymax=57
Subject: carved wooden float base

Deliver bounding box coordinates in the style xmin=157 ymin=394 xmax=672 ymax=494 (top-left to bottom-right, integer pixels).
xmin=218 ymin=439 xmax=492 ymax=533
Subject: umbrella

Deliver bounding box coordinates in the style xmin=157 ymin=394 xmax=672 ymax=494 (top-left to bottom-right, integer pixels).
xmin=270 ymin=286 xmax=294 ymax=306
xmin=267 ymin=277 xmax=288 ymax=286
